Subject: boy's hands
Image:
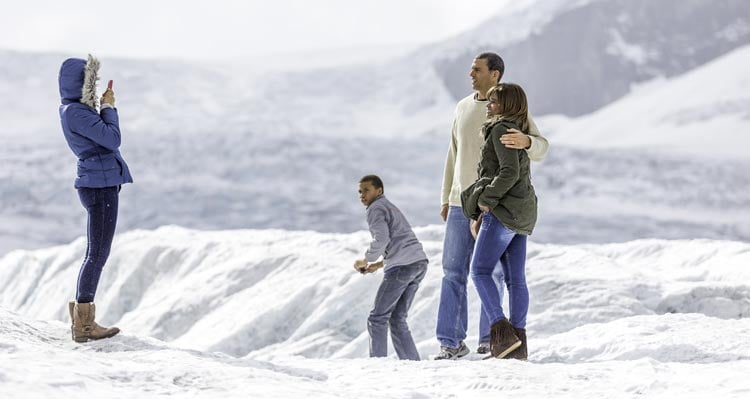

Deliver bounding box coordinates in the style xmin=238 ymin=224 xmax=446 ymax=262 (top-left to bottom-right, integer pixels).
xmin=364 ymin=261 xmax=384 ymax=274
xmin=353 ymin=259 xmax=384 ymax=274
xmin=353 ymin=259 xmax=368 ymax=273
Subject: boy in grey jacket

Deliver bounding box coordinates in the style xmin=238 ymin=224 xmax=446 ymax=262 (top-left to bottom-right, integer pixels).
xmin=354 ymin=174 xmax=428 ymax=360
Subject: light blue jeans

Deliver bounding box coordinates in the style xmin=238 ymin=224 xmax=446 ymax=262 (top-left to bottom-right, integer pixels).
xmin=436 ymin=206 xmax=504 ymax=349
xmin=368 ymin=260 xmax=428 ymax=360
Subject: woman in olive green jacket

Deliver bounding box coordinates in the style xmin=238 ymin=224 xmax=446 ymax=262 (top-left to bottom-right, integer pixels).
xmin=461 ymin=83 xmax=538 ymax=360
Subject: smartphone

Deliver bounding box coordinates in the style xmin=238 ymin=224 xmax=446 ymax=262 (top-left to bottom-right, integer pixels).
xmin=107 ymin=80 xmax=113 ymax=90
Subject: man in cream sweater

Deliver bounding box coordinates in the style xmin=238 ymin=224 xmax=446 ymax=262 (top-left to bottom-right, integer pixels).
xmin=435 ymin=52 xmax=549 ymax=360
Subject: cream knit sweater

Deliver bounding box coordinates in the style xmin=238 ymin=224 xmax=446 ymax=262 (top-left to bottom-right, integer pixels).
xmin=441 ymin=93 xmax=549 ymax=207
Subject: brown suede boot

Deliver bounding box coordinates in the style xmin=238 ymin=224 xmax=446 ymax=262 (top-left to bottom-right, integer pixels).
xmin=68 ymin=300 xmax=75 ymax=340
xmin=506 ymin=327 xmax=528 ymax=360
xmin=490 ymin=319 xmax=521 ymax=359
xmin=71 ymin=302 xmax=120 ymax=342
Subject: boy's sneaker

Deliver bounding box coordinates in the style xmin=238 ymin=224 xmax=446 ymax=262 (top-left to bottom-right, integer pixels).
xmin=476 ymin=342 xmax=491 ymax=354
xmin=434 ymin=341 xmax=470 ymax=360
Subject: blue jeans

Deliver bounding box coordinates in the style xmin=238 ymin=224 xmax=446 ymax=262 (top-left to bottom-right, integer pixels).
xmin=368 ymin=260 xmax=428 ymax=360
xmin=470 ymin=212 xmax=529 ymax=328
xmin=76 ymin=186 xmax=119 ymax=303
xmin=436 ymin=206 xmax=504 ymax=349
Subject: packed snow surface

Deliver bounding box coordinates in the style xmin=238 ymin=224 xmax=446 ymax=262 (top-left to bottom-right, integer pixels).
xmin=2 ymin=225 xmax=749 ymax=398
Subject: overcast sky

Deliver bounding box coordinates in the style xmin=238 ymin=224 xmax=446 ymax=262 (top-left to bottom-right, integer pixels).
xmin=1 ymin=0 xmax=512 ymax=62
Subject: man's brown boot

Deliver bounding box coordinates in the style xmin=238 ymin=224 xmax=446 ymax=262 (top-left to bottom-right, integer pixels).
xmin=490 ymin=319 xmax=521 ymax=359
xmin=72 ymin=302 xmax=120 ymax=343
xmin=506 ymin=327 xmax=528 ymax=360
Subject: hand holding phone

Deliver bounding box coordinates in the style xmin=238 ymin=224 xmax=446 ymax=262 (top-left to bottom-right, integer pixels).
xmin=101 ymin=80 xmax=115 ymax=107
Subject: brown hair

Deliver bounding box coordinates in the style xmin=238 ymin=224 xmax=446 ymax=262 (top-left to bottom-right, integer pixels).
xmin=486 ymin=83 xmax=529 ymax=132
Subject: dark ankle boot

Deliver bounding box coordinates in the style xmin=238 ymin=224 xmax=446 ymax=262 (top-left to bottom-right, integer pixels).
xmin=506 ymin=327 xmax=527 ymax=360
xmin=490 ymin=319 xmax=521 ymax=359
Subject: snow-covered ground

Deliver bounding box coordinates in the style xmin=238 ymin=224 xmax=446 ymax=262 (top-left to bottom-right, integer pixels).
xmin=1 ymin=225 xmax=750 ymax=397
xmin=3 ymin=310 xmax=749 ymax=399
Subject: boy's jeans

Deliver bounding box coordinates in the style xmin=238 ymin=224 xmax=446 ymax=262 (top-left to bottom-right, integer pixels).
xmin=471 ymin=212 xmax=529 ymax=328
xmin=437 ymin=206 xmax=504 ymax=349
xmin=368 ymin=260 xmax=428 ymax=360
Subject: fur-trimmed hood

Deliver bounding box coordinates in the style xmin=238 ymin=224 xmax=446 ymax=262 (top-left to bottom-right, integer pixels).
xmin=58 ymin=54 xmax=100 ymax=108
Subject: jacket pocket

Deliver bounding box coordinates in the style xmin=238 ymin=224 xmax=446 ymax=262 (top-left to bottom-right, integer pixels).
xmin=460 ymin=181 xmax=480 ymax=220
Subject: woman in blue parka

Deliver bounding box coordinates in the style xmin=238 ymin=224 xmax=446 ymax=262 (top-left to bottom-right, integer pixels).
xmin=58 ymin=54 xmax=132 ymax=342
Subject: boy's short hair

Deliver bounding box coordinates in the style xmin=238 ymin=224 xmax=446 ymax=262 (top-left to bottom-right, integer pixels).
xmin=359 ymin=174 xmax=384 ymax=191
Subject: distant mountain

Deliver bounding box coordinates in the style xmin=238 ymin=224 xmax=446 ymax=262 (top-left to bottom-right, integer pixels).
xmin=0 ymin=0 xmax=748 ymax=254
xmin=433 ymin=0 xmax=750 ymax=116
xmin=3 ymin=0 xmax=747 ymax=141
xmin=551 ymin=45 xmax=750 ymax=158
xmin=0 ymin=50 xmax=242 ymax=141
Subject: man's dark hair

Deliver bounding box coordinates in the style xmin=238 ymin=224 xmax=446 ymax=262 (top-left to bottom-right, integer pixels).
xmin=476 ymin=52 xmax=505 ymax=83
xmin=359 ymin=174 xmax=384 ymax=191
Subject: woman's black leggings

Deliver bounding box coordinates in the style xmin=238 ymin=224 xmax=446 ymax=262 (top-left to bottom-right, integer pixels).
xmin=76 ymin=186 xmax=119 ymax=303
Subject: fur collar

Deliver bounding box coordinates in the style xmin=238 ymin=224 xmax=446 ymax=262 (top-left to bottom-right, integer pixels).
xmin=81 ymin=54 xmax=100 ymax=109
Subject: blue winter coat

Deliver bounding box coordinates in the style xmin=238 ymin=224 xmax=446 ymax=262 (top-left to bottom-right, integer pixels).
xmin=58 ymin=58 xmax=133 ymax=188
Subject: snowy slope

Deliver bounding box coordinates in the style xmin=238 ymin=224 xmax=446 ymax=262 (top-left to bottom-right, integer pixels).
xmin=2 ymin=225 xmax=749 ymax=359
xmin=3 ymin=121 xmax=750 ymax=256
xmin=0 ymin=50 xmax=249 ymax=141
xmin=550 ymin=45 xmax=750 ymax=159
xmin=2 ymin=227 xmax=750 ymax=398
xmin=0 ymin=45 xmax=451 ymax=142
xmin=2 ymin=309 xmax=750 ymax=399
xmin=432 ymin=0 xmax=750 ymax=116
xmin=3 ymin=0 xmax=748 ymax=142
